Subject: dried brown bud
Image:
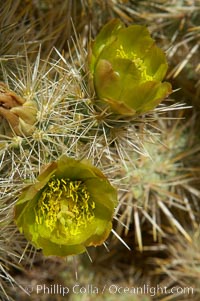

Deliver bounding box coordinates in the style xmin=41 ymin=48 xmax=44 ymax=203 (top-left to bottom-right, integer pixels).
xmin=0 ymin=82 xmax=37 ymax=136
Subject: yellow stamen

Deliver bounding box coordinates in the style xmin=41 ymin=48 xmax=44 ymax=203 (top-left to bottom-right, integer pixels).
xmin=116 ymin=45 xmax=153 ymax=81
xmin=35 ymin=176 xmax=95 ymax=235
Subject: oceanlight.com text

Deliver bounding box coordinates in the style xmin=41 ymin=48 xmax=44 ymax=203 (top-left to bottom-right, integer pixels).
xmin=25 ymin=283 xmax=194 ymax=297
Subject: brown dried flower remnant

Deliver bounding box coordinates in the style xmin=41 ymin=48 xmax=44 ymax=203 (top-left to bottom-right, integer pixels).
xmin=0 ymin=82 xmax=37 ymax=136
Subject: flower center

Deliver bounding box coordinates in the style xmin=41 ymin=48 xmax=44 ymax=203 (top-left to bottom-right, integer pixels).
xmin=35 ymin=176 xmax=95 ymax=235
xmin=116 ymin=45 xmax=153 ymax=82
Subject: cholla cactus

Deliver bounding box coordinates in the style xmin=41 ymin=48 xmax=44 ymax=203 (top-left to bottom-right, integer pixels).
xmin=155 ymin=228 xmax=200 ymax=300
xmin=1 ymin=1 xmax=200 ymax=301
xmin=114 ymin=114 xmax=200 ymax=251
xmin=0 ymin=17 xmax=175 ymax=299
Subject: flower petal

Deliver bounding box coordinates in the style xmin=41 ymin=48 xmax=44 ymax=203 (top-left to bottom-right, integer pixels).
xmin=14 ymin=155 xmax=118 ymax=256
xmin=89 ymin=19 xmax=172 ymax=116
